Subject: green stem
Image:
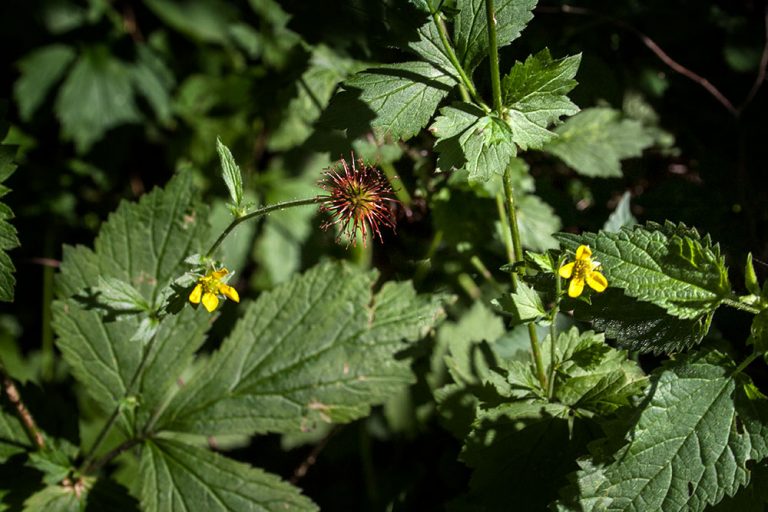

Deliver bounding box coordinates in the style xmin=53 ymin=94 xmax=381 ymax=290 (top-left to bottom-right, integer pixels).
xmin=722 ymin=297 xmax=761 ymax=315
xmin=432 ymin=13 xmax=488 ymax=109
xmin=470 ymin=255 xmax=504 ymax=294
xmin=503 ymin=168 xmax=548 ymax=392
xmin=496 ymin=194 xmax=514 ymax=264
xmin=205 ymin=197 xmax=323 ymax=259
xmin=41 ymin=232 xmax=55 ymax=381
xmin=458 ymin=273 xmax=482 ymax=300
xmin=548 ymin=255 xmax=566 ymax=400
xmin=485 ymin=0 xmax=503 ymax=113
xmin=733 ymin=351 xmax=761 ymax=376
xmin=380 ymin=162 xmax=412 ymax=207
xmin=414 ymin=230 xmax=443 ymax=284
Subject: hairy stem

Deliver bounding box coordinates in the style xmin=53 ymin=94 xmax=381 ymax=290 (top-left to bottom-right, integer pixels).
xmin=503 ymin=168 xmax=548 ymax=392
xmin=205 ymin=197 xmax=323 ymax=258
xmin=485 ymin=0 xmax=504 ymax=113
xmin=722 ymin=297 xmax=761 ymax=315
xmin=548 ymin=255 xmax=566 ymax=399
xmin=733 ymin=351 xmax=761 ymax=376
xmin=0 ymin=358 xmax=45 ymax=449
xmin=432 ymin=13 xmax=488 ymax=109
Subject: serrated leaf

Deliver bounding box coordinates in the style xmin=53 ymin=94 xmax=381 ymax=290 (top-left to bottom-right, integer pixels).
xmin=461 ymin=401 xmax=594 ymax=511
xmin=94 ymin=276 xmax=150 ymax=312
xmin=493 ymin=281 xmax=545 ymax=323
xmin=543 ymin=107 xmax=654 ymax=177
xmin=516 ymin=194 xmax=561 ymax=250
xmin=22 ymin=485 xmax=81 ymax=512
xmin=454 ymin=0 xmax=538 ymax=72
xmin=432 ymin=103 xmax=516 ymax=182
xmin=546 ymin=328 xmax=646 ymax=414
xmin=556 ymin=350 xmax=759 ymax=512
xmin=140 ymin=439 xmax=317 ymax=511
xmin=215 ymin=138 xmax=243 ymax=208
xmin=339 ymin=61 xmax=456 ymax=141
xmin=0 ymin=119 xmax=19 ymax=302
xmin=555 ymin=222 xmax=731 ymax=319
xmin=155 ymin=261 xmax=444 ymax=435
xmin=501 ymin=49 xmax=581 ymax=140
xmin=14 ymin=44 xmax=76 ymax=121
xmin=574 ymin=288 xmax=712 ymax=354
xmin=55 ymin=46 xmax=141 ymax=152
xmin=0 ymin=399 xmax=31 ymax=462
xmin=603 ymin=192 xmax=637 ymax=233
xmin=405 ymin=18 xmax=459 ymax=76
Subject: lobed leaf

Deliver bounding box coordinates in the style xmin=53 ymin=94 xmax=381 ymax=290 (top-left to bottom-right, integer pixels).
xmin=0 ymin=116 xmax=20 ymax=302
xmin=155 ymin=261 xmax=444 ymax=436
xmin=454 ymin=0 xmax=538 ymax=73
xmin=543 ymin=107 xmax=654 ymax=177
xmin=140 ymin=438 xmax=317 ymax=511
xmin=13 ymin=44 xmax=76 ymax=121
xmin=555 ymin=222 xmax=731 ymax=319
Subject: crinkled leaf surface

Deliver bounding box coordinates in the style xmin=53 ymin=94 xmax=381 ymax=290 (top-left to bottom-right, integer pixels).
xmin=454 ymin=0 xmax=538 ymax=72
xmin=432 ymin=103 xmax=516 ymax=182
xmin=555 ymin=222 xmax=731 ymax=319
xmin=543 ymin=107 xmax=654 ymax=177
xmin=53 ymin=174 xmax=211 ymax=419
xmin=155 ymin=261 xmax=444 ymax=435
xmin=572 ymin=288 xmax=712 ymax=354
xmin=338 ymin=61 xmax=456 ymax=141
xmin=0 ymin=118 xmax=20 ymax=302
xmin=556 ymin=350 xmax=768 ymax=512
xmin=501 ymin=48 xmax=581 ymax=143
xmin=140 ymin=438 xmax=317 ymax=511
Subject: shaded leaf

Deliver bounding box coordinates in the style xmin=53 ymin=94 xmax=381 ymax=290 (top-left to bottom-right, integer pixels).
xmin=14 ymin=44 xmax=76 ymax=121
xmin=603 ymin=192 xmax=636 ymax=233
xmin=0 ymin=117 xmax=19 ymax=302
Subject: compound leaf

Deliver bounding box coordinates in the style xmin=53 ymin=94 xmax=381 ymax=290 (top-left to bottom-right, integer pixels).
xmin=155 ymin=261 xmax=444 ymax=435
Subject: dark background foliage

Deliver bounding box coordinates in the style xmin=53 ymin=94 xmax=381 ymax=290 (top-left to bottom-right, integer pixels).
xmin=0 ymin=0 xmax=766 ymax=509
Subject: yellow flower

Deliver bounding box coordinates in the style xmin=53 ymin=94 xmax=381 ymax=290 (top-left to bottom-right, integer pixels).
xmin=559 ymin=245 xmax=608 ymax=298
xmin=188 ymin=268 xmax=240 ymax=313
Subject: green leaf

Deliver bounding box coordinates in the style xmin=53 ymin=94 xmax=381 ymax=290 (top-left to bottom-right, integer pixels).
xmin=555 ymin=222 xmax=731 ymax=319
xmin=603 ymin=191 xmax=637 ymax=233
xmin=14 ymin=44 xmax=76 ymax=121
xmin=22 ymin=485 xmax=80 ymax=512
xmin=454 ymin=0 xmax=538 ymax=72
xmin=340 ymin=61 xmax=457 ymax=141
xmin=432 ymin=103 xmax=516 ymax=182
xmin=745 ymin=253 xmax=761 ymax=297
xmin=94 ymin=277 xmax=151 ymax=313
xmin=155 ymin=261 xmax=444 ymax=435
xmin=493 ymin=281 xmax=545 ymax=323
xmin=0 ymin=396 xmax=31 ymax=462
xmin=140 ymin=438 xmax=317 ymax=511
xmin=130 ymin=44 xmax=174 ymax=124
xmin=546 ymin=328 xmax=646 ymax=415
xmin=55 ymin=46 xmax=141 ymax=152
xmin=516 ymin=194 xmax=561 ymax=251
xmin=461 ymin=401 xmax=595 ymax=511
xmin=268 ymin=45 xmax=361 ymax=151
xmin=573 ymin=288 xmax=712 ymax=354
xmin=557 ymin=351 xmax=761 ymax=512
xmin=144 ymin=0 xmax=238 ymax=44
xmin=56 ymin=172 xmax=209 ymax=307
xmin=215 ymin=138 xmax=243 ymax=209
xmin=0 ymin=118 xmax=19 ymax=302
xmin=501 ymin=48 xmax=581 ymax=133
xmin=543 ymin=107 xmax=655 ymax=178
xmin=406 ymin=19 xmax=459 ymax=77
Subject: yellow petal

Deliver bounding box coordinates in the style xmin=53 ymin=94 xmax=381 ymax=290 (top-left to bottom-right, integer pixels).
xmin=559 ymin=261 xmax=575 ymax=279
xmin=586 ymin=271 xmax=608 ymax=293
xmin=188 ymin=283 xmax=203 ymax=304
xmin=568 ymin=277 xmax=585 ymax=298
xmin=219 ymin=284 xmax=240 ymax=303
xmin=575 ymin=245 xmax=592 ymax=260
xmin=211 ymin=268 xmax=229 ymax=280
xmin=201 ymin=292 xmax=219 ymax=312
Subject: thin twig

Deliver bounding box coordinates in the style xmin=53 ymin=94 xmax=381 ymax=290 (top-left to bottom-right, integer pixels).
xmin=290 ymin=426 xmax=341 ymax=485
xmin=1 ymin=360 xmax=45 ymax=449
xmin=538 ymin=4 xmax=768 ymax=117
